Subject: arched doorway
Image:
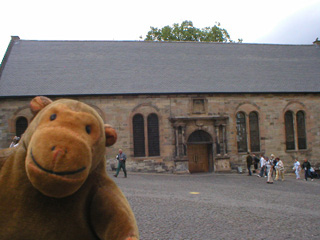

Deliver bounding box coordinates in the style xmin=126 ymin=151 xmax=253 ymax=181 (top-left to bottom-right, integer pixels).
xmin=16 ymin=117 xmax=28 ymax=137
xmin=187 ymin=130 xmax=213 ymax=173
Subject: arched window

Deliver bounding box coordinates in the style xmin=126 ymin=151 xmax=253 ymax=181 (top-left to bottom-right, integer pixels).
xmin=16 ymin=117 xmax=28 ymax=137
xmin=133 ymin=114 xmax=145 ymax=157
xmin=285 ymin=111 xmax=295 ymax=150
xmin=296 ymin=111 xmax=306 ymax=150
xmin=147 ymin=113 xmax=160 ymax=156
xmin=236 ymin=112 xmax=247 ymax=152
xmin=249 ymin=112 xmax=260 ymax=152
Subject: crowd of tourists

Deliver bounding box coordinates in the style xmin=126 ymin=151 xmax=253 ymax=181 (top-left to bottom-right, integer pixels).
xmin=246 ymin=152 xmax=318 ymax=184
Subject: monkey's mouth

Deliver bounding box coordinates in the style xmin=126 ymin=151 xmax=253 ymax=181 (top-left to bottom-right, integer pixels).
xmin=30 ymin=149 xmax=86 ymax=176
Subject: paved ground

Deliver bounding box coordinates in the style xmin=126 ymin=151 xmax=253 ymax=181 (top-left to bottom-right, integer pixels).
xmin=111 ymin=171 xmax=320 ymax=240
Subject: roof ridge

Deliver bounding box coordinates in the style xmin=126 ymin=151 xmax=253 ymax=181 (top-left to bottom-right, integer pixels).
xmin=16 ymin=38 xmax=313 ymax=47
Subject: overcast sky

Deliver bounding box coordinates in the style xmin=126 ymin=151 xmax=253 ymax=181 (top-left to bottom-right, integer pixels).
xmin=1 ymin=0 xmax=319 ymax=61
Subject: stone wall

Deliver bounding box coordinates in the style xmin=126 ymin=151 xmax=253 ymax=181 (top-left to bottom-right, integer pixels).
xmin=1 ymin=93 xmax=319 ymax=173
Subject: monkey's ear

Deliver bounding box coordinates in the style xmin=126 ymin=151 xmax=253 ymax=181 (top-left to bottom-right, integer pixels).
xmin=30 ymin=96 xmax=53 ymax=115
xmin=104 ymin=124 xmax=117 ymax=147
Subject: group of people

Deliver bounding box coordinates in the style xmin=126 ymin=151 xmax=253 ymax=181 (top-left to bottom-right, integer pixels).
xmin=295 ymin=158 xmax=317 ymax=181
xmin=9 ymin=136 xmax=20 ymax=148
xmin=246 ymin=152 xmax=316 ymax=183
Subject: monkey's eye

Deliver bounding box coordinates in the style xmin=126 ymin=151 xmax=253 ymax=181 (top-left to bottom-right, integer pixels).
xmin=85 ymin=125 xmax=91 ymax=134
xmin=50 ymin=114 xmax=57 ymax=121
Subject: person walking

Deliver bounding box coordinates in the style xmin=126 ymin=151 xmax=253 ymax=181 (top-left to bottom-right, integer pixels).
xmin=301 ymin=158 xmax=314 ymax=181
xmin=246 ymin=152 xmax=253 ymax=176
xmin=264 ymin=157 xmax=269 ymax=177
xmin=293 ymin=159 xmax=301 ymax=179
xmin=114 ymin=149 xmax=127 ymax=178
xmin=271 ymin=154 xmax=277 ymax=178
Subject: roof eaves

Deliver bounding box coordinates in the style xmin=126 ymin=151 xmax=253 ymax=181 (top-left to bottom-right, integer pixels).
xmin=0 ymin=91 xmax=320 ymax=99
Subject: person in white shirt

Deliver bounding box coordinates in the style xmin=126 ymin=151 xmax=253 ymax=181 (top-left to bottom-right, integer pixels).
xmin=9 ymin=136 xmax=20 ymax=148
xmin=293 ymin=159 xmax=301 ymax=179
xmin=258 ymin=154 xmax=266 ymax=177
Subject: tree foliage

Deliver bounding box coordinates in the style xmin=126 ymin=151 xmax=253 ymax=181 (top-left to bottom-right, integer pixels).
xmin=145 ymin=20 xmax=242 ymax=43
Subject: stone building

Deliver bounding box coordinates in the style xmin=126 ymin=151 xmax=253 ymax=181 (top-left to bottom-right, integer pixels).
xmin=0 ymin=36 xmax=319 ymax=173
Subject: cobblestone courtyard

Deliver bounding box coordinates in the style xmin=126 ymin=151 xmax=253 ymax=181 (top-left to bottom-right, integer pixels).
xmin=112 ymin=172 xmax=320 ymax=240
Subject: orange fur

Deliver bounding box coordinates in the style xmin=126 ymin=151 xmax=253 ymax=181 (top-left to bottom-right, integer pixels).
xmin=0 ymin=97 xmax=139 ymax=240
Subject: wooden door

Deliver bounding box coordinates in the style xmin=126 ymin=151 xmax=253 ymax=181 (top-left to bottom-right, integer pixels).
xmin=187 ymin=144 xmax=209 ymax=173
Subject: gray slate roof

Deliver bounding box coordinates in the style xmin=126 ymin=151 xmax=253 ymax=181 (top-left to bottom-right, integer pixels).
xmin=0 ymin=38 xmax=320 ymax=97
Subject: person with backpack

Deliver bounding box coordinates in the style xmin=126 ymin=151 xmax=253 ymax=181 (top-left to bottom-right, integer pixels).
xmin=301 ymin=158 xmax=314 ymax=181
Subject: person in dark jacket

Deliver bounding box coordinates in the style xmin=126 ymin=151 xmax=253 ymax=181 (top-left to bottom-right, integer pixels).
xmin=252 ymin=154 xmax=260 ymax=173
xmin=246 ymin=152 xmax=253 ymax=176
xmin=301 ymin=158 xmax=314 ymax=181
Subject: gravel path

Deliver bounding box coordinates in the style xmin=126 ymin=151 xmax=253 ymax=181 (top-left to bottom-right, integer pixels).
xmin=111 ymin=172 xmax=320 ymax=240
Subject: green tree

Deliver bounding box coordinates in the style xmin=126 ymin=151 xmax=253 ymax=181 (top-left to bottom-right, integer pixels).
xmin=145 ymin=20 xmax=240 ymax=43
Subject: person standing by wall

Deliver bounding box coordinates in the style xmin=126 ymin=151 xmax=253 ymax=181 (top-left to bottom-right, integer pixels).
xmin=275 ymin=158 xmax=285 ymax=181
xmin=301 ymin=158 xmax=314 ymax=181
xmin=258 ymin=154 xmax=266 ymax=177
xmin=246 ymin=152 xmax=253 ymax=176
xmin=252 ymin=154 xmax=260 ymax=174
xmin=9 ymin=136 xmax=20 ymax=148
xmin=266 ymin=157 xmax=274 ymax=184
xmin=114 ymin=149 xmax=127 ymax=178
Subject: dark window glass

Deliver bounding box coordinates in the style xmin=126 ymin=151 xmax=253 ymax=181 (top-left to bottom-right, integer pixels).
xmin=285 ymin=111 xmax=295 ymax=150
xmin=147 ymin=114 xmax=160 ymax=156
xmin=249 ymin=112 xmax=260 ymax=152
xmin=297 ymin=111 xmax=307 ymax=149
xmin=236 ymin=112 xmax=247 ymax=152
xmin=16 ymin=117 xmax=28 ymax=137
xmin=133 ymin=114 xmax=145 ymax=157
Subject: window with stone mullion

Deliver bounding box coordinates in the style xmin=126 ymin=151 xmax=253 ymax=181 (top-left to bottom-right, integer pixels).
xmin=147 ymin=114 xmax=160 ymax=156
xmin=249 ymin=112 xmax=260 ymax=152
xmin=133 ymin=114 xmax=145 ymax=157
xmin=285 ymin=111 xmax=295 ymax=150
xmin=296 ymin=111 xmax=307 ymax=150
xmin=236 ymin=112 xmax=248 ymax=153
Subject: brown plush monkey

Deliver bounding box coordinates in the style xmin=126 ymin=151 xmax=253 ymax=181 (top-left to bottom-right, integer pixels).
xmin=0 ymin=96 xmax=139 ymax=240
